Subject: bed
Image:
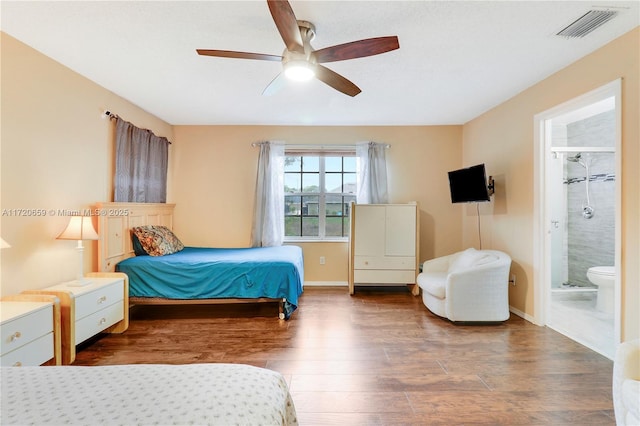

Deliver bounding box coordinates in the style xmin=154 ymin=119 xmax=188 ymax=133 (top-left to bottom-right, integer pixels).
xmin=1 ymin=363 xmax=298 ymax=425
xmin=94 ymin=202 xmax=304 ymax=319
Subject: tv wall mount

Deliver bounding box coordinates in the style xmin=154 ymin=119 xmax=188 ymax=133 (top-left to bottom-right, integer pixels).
xmin=487 ymin=176 xmax=495 ymax=196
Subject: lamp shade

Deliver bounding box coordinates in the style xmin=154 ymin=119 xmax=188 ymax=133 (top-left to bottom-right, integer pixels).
xmin=56 ymin=216 xmax=99 ymax=241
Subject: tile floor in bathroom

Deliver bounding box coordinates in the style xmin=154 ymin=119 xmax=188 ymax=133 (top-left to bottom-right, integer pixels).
xmin=548 ymin=289 xmax=615 ymax=359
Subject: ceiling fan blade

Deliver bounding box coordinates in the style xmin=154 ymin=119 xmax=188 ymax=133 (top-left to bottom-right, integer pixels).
xmin=314 ymin=65 xmax=361 ymax=97
xmin=262 ymin=72 xmax=288 ymax=96
xmin=267 ymin=0 xmax=304 ymax=54
xmin=197 ymin=49 xmax=282 ymax=61
xmin=314 ymin=36 xmax=399 ymax=63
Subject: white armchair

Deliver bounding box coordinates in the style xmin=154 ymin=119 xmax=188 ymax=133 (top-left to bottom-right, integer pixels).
xmin=417 ymin=248 xmax=511 ymax=322
xmin=613 ymin=339 xmax=640 ymax=425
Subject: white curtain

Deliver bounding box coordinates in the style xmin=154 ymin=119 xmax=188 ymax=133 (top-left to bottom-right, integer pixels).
xmin=356 ymin=141 xmax=389 ymax=204
xmin=251 ymin=141 xmax=285 ymax=247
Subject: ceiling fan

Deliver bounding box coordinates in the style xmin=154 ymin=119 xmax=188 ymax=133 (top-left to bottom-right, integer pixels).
xmin=196 ymin=0 xmax=399 ymax=97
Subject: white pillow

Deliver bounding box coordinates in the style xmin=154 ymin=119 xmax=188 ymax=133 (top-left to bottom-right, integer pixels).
xmin=448 ymin=248 xmax=497 ymax=273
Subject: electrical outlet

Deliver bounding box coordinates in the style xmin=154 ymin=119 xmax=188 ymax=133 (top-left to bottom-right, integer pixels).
xmin=320 ymin=256 xmax=326 ymax=265
xmin=510 ymin=274 xmax=516 ymax=286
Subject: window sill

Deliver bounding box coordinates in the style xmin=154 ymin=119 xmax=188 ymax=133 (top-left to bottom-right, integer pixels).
xmin=284 ymin=239 xmax=348 ymax=244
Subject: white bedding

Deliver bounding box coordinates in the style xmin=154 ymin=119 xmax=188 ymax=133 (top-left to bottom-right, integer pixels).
xmin=1 ymin=363 xmax=298 ymax=425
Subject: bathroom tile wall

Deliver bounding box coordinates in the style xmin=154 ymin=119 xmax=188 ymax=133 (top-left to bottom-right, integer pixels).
xmin=565 ymin=110 xmax=615 ymax=286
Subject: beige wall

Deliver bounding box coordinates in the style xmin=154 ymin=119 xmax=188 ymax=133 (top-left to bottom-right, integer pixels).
xmin=0 ymin=33 xmax=173 ymax=296
xmin=171 ymin=125 xmax=463 ymax=283
xmin=1 ymin=31 xmax=462 ymax=293
xmin=462 ymin=28 xmax=639 ymax=340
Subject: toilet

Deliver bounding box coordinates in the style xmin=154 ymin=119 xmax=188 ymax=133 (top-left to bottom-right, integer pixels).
xmin=587 ymin=266 xmax=615 ymax=315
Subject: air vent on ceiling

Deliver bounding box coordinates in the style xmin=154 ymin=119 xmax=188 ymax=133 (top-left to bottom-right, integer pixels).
xmin=556 ymin=9 xmax=618 ymax=38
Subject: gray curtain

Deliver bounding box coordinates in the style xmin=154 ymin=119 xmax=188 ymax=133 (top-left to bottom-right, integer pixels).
xmin=114 ymin=117 xmax=169 ymax=203
xmin=251 ymin=141 xmax=284 ymax=247
xmin=356 ymin=141 xmax=389 ymax=204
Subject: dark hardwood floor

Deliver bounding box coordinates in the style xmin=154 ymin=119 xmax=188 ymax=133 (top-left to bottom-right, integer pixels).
xmin=74 ymin=286 xmax=615 ymax=425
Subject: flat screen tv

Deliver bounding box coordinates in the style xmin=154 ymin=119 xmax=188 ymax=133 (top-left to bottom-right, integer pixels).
xmin=448 ymin=164 xmax=491 ymax=203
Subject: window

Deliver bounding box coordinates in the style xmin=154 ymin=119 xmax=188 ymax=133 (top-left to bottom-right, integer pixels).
xmin=284 ymin=152 xmax=357 ymax=240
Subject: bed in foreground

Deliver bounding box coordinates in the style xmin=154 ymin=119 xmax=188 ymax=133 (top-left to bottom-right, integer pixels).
xmin=1 ymin=363 xmax=298 ymax=425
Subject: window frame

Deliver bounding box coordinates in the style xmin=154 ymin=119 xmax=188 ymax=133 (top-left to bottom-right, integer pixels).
xmin=284 ymin=146 xmax=357 ymax=242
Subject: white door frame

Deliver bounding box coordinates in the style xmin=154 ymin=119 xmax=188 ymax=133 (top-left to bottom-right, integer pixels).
xmin=532 ymin=79 xmax=622 ymax=352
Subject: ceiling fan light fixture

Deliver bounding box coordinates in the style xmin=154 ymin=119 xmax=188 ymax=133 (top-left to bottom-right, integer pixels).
xmin=197 ymin=1 xmax=399 ymax=96
xmin=284 ymin=61 xmax=315 ymax=81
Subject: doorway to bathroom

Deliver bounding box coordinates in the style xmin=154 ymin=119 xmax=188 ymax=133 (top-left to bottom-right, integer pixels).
xmin=533 ymin=80 xmax=621 ymax=360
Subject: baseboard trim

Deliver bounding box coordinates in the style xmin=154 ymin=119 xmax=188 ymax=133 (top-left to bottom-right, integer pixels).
xmin=509 ymin=305 xmax=537 ymax=324
xmin=304 ymin=281 xmax=348 ymax=287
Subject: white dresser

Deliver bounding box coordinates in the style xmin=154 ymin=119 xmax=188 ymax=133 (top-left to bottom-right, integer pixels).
xmin=0 ymin=295 xmax=61 ymax=366
xmin=349 ymin=203 xmax=420 ymax=295
xmin=25 ymin=273 xmax=129 ymax=364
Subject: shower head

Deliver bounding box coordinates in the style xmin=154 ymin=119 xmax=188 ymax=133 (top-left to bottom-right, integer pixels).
xmin=567 ymin=153 xmax=582 ymax=162
xmin=567 ymin=152 xmax=587 ymax=168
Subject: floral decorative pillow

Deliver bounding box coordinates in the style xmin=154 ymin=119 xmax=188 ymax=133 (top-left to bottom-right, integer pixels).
xmin=131 ymin=225 xmax=184 ymax=256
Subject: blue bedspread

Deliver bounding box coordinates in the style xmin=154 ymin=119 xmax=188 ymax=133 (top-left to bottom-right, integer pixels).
xmin=116 ymin=246 xmax=304 ymax=319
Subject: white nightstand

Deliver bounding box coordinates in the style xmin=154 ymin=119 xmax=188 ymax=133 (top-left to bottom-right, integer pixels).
xmin=1 ymin=294 xmax=61 ymax=366
xmin=25 ymin=272 xmax=129 ymax=364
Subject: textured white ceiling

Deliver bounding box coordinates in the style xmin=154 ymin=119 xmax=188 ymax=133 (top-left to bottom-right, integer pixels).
xmin=2 ymin=1 xmax=638 ymax=125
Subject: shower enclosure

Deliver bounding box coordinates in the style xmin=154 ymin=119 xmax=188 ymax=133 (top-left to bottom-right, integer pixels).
xmin=544 ymin=94 xmax=618 ymax=359
xmin=550 ymin=149 xmax=615 ymax=290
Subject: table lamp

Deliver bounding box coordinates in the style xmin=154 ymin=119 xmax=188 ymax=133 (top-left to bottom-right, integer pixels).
xmin=56 ymin=216 xmax=99 ymax=286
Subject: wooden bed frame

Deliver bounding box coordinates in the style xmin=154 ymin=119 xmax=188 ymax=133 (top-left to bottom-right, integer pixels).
xmin=93 ymin=202 xmax=287 ymax=319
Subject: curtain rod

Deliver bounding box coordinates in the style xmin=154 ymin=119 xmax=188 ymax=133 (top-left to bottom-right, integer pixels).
xmin=103 ymin=109 xmax=172 ymax=144
xmin=251 ymin=142 xmax=390 ymax=149
xmin=103 ymin=110 xmax=118 ymax=120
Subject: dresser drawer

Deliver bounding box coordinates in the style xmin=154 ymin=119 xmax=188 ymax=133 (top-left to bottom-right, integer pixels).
xmin=354 ymin=256 xmax=416 ymax=270
xmin=0 ymin=305 xmax=53 ymax=357
xmin=74 ymin=281 xmax=123 ymax=320
xmin=75 ymin=300 xmax=124 ymax=345
xmin=354 ymin=269 xmax=416 ymax=284
xmin=0 ymin=332 xmax=54 ymax=366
